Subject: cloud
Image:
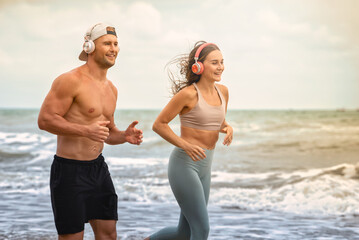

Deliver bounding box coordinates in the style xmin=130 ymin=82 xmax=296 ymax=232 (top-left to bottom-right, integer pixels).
xmin=257 ymin=8 xmax=351 ymax=51
xmin=302 ymin=0 xmax=359 ymax=47
xmin=0 ymin=0 xmax=358 ymax=109
xmin=0 ymin=0 xmax=41 ymax=8
xmin=124 ymin=2 xmax=161 ymax=37
xmin=0 ymin=48 xmax=13 ymax=65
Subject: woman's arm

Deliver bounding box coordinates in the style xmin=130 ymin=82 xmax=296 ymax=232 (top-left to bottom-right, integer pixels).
xmin=220 ymin=120 xmax=233 ymax=146
xmin=218 ymin=84 xmax=233 ymax=146
xmin=152 ymin=87 xmax=206 ymax=161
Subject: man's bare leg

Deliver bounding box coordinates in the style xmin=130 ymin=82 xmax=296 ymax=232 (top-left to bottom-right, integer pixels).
xmin=89 ymin=219 xmax=117 ymax=240
xmin=59 ymin=231 xmax=84 ymax=240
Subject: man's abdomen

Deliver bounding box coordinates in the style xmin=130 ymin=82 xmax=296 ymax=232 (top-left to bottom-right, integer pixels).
xmin=56 ymin=135 xmax=104 ymax=160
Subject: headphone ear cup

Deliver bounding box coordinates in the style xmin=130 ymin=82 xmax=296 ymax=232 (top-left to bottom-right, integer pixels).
xmin=83 ymin=40 xmax=95 ymax=54
xmin=192 ymin=61 xmax=204 ymax=75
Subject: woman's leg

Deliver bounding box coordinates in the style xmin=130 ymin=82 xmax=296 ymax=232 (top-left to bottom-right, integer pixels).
xmin=148 ymin=148 xmax=211 ymax=240
xmin=147 ymin=212 xmax=190 ymax=240
xmin=167 ymin=148 xmax=210 ymax=240
xmin=169 ymin=166 xmax=210 ymax=240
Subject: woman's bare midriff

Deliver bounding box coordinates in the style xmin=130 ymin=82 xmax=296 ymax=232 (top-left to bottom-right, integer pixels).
xmin=56 ymin=135 xmax=104 ymax=160
xmin=180 ymin=126 xmax=220 ymax=150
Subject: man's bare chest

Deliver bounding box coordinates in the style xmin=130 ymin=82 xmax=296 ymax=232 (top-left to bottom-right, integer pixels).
xmin=73 ymin=85 xmax=116 ymax=119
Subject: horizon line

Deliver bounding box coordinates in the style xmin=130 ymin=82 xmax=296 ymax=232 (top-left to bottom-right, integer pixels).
xmin=0 ymin=107 xmax=358 ymax=111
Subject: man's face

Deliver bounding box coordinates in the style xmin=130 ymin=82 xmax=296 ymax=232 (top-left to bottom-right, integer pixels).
xmin=92 ymin=34 xmax=119 ymax=68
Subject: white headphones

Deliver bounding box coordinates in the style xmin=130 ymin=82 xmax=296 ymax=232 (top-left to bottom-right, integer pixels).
xmin=83 ymin=34 xmax=95 ymax=54
xmin=82 ymin=24 xmax=101 ymax=54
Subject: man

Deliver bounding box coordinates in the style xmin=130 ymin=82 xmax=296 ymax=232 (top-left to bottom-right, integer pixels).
xmin=38 ymin=23 xmax=143 ymax=240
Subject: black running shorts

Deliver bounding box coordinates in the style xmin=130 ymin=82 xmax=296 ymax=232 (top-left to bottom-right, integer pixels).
xmin=50 ymin=154 xmax=118 ymax=235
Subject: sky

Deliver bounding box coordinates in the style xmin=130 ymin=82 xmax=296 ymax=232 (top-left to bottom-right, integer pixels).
xmin=0 ymin=0 xmax=358 ymax=110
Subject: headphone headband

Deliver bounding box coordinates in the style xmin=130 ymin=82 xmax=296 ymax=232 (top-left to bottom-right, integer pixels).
xmin=191 ymin=42 xmax=217 ymax=75
xmin=194 ymin=43 xmax=216 ymax=60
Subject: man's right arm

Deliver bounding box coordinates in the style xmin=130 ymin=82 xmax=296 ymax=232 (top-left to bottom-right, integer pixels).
xmin=37 ymin=73 xmax=109 ymax=142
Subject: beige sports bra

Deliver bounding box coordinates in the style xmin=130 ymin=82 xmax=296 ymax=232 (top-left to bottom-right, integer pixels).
xmin=180 ymin=83 xmax=226 ymax=131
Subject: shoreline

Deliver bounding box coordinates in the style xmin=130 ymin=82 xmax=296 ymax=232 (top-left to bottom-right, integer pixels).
xmin=1 ymin=202 xmax=358 ymax=240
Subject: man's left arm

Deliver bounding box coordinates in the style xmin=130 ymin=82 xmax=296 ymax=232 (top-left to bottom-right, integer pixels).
xmin=105 ymin=121 xmax=143 ymax=145
xmin=104 ymin=81 xmax=143 ymax=145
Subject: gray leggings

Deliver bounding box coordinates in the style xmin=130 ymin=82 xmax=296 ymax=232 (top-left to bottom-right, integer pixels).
xmin=150 ymin=147 xmax=214 ymax=240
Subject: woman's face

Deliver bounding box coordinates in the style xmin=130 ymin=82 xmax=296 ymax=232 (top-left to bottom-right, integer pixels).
xmin=202 ymin=50 xmax=224 ymax=82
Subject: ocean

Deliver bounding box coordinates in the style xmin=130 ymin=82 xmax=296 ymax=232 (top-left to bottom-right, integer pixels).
xmin=0 ymin=109 xmax=358 ymax=240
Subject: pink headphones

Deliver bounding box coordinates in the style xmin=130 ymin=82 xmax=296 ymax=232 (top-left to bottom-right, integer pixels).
xmin=191 ymin=43 xmax=216 ymax=75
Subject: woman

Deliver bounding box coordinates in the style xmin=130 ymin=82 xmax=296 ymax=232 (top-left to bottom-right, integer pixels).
xmin=146 ymin=41 xmax=233 ymax=240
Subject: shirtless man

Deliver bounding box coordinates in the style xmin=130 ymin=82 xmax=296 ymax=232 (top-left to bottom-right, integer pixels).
xmin=38 ymin=23 xmax=143 ymax=240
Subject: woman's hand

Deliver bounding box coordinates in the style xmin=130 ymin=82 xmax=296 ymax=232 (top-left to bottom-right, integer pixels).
xmin=222 ymin=125 xmax=233 ymax=146
xmin=182 ymin=142 xmax=207 ymax=161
